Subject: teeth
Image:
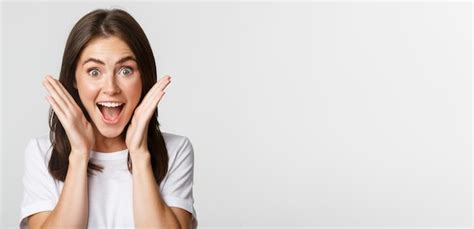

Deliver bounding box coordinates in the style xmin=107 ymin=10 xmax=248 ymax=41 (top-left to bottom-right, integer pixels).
xmin=97 ymin=102 xmax=123 ymax=108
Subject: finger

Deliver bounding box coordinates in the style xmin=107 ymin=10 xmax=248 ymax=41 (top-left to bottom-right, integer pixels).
xmin=156 ymin=75 xmax=172 ymax=91
xmin=45 ymin=95 xmax=66 ymax=122
xmin=141 ymin=76 xmax=171 ymax=108
xmin=141 ymin=91 xmax=166 ymax=121
xmin=45 ymin=75 xmax=76 ymax=109
xmin=141 ymin=84 xmax=168 ymax=116
xmin=42 ymin=77 xmax=70 ymax=114
xmin=44 ymin=75 xmax=71 ymax=108
xmin=150 ymin=76 xmax=171 ymax=105
xmin=140 ymin=76 xmax=168 ymax=110
xmin=51 ymin=75 xmax=79 ymax=109
xmin=132 ymin=76 xmax=171 ymax=124
xmin=131 ymin=92 xmax=163 ymax=130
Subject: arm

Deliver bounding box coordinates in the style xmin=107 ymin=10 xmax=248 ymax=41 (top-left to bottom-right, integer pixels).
xmin=125 ymin=76 xmax=191 ymax=228
xmin=29 ymin=75 xmax=96 ymax=228
xmin=28 ymin=153 xmax=89 ymax=228
xmin=131 ymin=153 xmax=190 ymax=229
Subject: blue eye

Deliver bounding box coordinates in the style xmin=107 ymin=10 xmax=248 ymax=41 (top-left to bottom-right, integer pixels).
xmin=120 ymin=67 xmax=133 ymax=76
xmin=88 ymin=68 xmax=100 ymax=77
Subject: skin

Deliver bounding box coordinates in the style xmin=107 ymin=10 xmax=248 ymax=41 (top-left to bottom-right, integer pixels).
xmin=37 ymin=36 xmax=192 ymax=228
xmin=74 ymin=35 xmax=143 ymax=153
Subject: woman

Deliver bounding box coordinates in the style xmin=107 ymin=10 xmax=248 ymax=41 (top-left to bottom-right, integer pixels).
xmin=20 ymin=8 xmax=197 ymax=228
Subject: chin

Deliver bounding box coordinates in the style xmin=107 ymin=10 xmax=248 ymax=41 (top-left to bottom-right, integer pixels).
xmin=96 ymin=125 xmax=125 ymax=138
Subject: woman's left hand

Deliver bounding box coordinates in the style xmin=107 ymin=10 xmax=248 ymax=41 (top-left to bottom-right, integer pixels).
xmin=126 ymin=75 xmax=171 ymax=159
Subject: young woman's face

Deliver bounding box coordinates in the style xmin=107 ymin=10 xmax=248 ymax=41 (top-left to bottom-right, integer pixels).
xmin=75 ymin=36 xmax=142 ymax=138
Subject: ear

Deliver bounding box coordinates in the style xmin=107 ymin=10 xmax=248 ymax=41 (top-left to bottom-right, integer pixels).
xmin=73 ymin=81 xmax=77 ymax=89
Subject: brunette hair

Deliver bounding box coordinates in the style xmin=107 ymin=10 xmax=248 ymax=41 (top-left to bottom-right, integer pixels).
xmin=48 ymin=8 xmax=168 ymax=184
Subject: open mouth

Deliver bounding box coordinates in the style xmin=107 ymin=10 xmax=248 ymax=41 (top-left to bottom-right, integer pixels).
xmin=96 ymin=102 xmax=125 ymax=124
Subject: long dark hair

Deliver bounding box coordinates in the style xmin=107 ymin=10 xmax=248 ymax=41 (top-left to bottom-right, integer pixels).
xmin=48 ymin=8 xmax=168 ymax=184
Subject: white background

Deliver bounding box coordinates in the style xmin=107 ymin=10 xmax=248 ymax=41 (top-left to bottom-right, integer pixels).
xmin=1 ymin=1 xmax=472 ymax=228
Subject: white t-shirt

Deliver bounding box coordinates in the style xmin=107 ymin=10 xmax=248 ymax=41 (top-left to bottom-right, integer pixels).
xmin=20 ymin=132 xmax=198 ymax=228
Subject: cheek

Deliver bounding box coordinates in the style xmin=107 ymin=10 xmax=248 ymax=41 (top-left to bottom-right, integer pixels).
xmin=77 ymin=82 xmax=100 ymax=106
xmin=124 ymin=79 xmax=143 ymax=106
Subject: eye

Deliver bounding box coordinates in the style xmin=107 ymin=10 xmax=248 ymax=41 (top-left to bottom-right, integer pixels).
xmin=119 ymin=67 xmax=133 ymax=76
xmin=87 ymin=68 xmax=100 ymax=77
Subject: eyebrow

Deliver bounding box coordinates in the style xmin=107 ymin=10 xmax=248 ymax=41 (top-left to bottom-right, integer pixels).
xmin=82 ymin=56 xmax=137 ymax=66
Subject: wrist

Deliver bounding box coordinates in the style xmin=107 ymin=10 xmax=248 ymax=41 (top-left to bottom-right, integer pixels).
xmin=130 ymin=151 xmax=151 ymax=170
xmin=69 ymin=150 xmax=90 ymax=165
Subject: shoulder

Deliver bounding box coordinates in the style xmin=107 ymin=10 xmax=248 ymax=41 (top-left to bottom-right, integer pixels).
xmin=162 ymin=131 xmax=192 ymax=150
xmin=161 ymin=131 xmax=194 ymax=160
xmin=24 ymin=133 xmax=53 ymax=164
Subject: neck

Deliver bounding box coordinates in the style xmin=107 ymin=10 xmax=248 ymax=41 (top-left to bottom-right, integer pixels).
xmin=92 ymin=126 xmax=127 ymax=153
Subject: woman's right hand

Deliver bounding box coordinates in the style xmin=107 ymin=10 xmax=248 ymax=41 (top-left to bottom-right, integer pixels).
xmin=42 ymin=75 xmax=95 ymax=161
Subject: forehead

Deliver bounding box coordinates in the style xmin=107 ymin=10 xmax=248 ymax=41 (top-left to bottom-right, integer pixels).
xmin=79 ymin=36 xmax=136 ymax=62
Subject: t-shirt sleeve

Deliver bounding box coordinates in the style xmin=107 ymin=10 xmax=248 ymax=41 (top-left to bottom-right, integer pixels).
xmin=160 ymin=137 xmax=198 ymax=227
xmin=19 ymin=138 xmax=59 ymax=228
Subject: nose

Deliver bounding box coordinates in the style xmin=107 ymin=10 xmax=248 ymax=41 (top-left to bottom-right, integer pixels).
xmin=102 ymin=75 xmax=121 ymax=95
